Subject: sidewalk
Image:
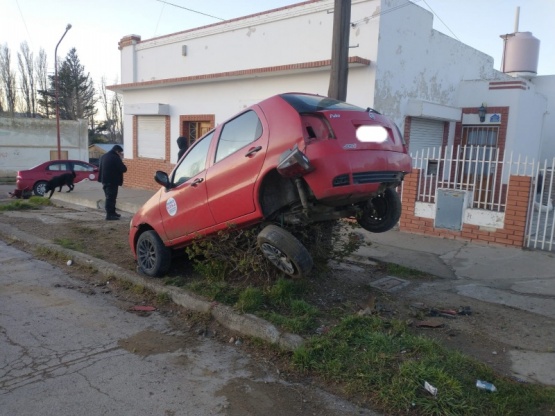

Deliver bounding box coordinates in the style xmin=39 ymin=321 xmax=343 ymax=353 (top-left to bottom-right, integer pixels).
xmin=49 ymin=179 xmax=555 ymax=384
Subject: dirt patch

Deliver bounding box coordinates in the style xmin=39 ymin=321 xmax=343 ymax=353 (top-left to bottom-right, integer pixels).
xmin=1 ymin=203 xmax=553 ymax=400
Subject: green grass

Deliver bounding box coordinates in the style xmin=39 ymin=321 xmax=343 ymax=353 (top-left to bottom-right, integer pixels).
xmin=53 ymin=237 xmax=84 ymax=252
xmin=292 ymin=315 xmax=555 ymax=415
xmin=0 ymin=196 xmax=51 ymax=211
xmin=385 ymin=262 xmax=433 ymax=279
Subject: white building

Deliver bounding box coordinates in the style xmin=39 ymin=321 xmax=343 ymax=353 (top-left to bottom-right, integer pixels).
xmin=110 ymin=0 xmax=554 ymax=190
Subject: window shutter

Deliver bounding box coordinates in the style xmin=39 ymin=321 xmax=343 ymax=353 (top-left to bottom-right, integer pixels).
xmin=408 ymin=118 xmax=444 ymax=157
xmin=138 ymin=116 xmax=165 ymax=159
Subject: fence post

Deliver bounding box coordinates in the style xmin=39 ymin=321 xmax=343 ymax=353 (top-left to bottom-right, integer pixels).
xmin=502 ymin=175 xmax=532 ymax=247
xmin=400 ymin=169 xmax=419 ymax=231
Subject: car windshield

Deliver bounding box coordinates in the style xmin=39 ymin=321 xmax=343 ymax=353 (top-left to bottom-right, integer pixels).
xmin=280 ymin=93 xmax=366 ymax=112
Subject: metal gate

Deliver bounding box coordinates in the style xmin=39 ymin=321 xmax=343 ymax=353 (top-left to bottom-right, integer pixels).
xmin=526 ymin=160 xmax=555 ymax=251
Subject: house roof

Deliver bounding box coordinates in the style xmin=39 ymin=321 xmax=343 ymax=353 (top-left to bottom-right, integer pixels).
xmin=89 ymin=143 xmax=120 ymax=152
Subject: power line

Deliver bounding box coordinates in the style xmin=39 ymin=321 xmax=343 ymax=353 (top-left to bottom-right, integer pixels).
xmin=14 ymin=0 xmax=33 ymax=48
xmin=155 ymin=0 xmax=224 ymax=21
xmin=421 ymin=0 xmax=460 ymax=41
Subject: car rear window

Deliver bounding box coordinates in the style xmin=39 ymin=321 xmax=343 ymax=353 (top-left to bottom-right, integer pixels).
xmin=280 ymin=93 xmax=366 ymax=113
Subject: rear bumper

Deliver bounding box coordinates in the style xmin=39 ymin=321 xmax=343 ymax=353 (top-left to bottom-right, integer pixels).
xmin=303 ymin=147 xmax=412 ymax=203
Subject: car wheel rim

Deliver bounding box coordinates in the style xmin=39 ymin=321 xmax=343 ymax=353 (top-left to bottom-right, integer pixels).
xmin=36 ymin=183 xmax=46 ymax=196
xmin=138 ymin=239 xmax=156 ymax=272
xmin=368 ymin=194 xmax=387 ymax=221
xmin=260 ymin=242 xmax=295 ymax=275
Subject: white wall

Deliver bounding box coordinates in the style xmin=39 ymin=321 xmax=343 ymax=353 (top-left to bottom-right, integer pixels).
xmin=0 ymin=117 xmax=89 ymax=177
xmin=374 ymin=0 xmax=499 ymax=130
xmin=457 ymin=78 xmax=547 ymax=162
xmin=532 ymin=75 xmax=555 ymax=161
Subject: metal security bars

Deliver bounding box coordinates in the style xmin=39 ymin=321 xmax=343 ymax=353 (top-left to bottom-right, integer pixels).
xmin=410 ymin=145 xmax=555 ymax=251
xmin=527 ymin=160 xmax=555 ymax=251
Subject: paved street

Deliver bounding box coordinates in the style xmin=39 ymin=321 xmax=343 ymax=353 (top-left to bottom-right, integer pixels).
xmin=0 ymin=238 xmax=376 ymax=416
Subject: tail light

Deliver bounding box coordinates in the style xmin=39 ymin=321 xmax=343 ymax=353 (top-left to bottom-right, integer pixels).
xmin=301 ymin=113 xmax=334 ymax=143
xmin=277 ymin=145 xmax=314 ymax=178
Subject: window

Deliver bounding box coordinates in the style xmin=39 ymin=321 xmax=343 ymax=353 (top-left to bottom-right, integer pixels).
xmin=461 ymin=126 xmax=499 ymax=176
xmin=47 ymin=163 xmax=69 ymax=171
xmin=138 ymin=116 xmax=166 ymax=159
xmin=215 ymin=111 xmax=262 ymax=163
xmin=172 ymin=132 xmax=214 ymax=186
xmin=73 ymin=162 xmax=95 ymax=172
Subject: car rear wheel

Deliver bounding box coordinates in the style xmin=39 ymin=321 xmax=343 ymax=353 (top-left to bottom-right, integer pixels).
xmin=136 ymin=230 xmax=171 ymax=277
xmin=357 ymin=188 xmax=402 ymax=233
xmin=257 ymin=225 xmax=313 ymax=278
xmin=33 ymin=181 xmax=47 ymax=196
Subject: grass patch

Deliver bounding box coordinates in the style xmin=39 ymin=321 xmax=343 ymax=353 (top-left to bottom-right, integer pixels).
xmin=384 ymin=262 xmax=433 ymax=279
xmin=0 ymin=196 xmax=51 ymax=211
xmin=53 ymin=237 xmax=84 ymax=252
xmin=293 ymin=315 xmax=555 ymax=415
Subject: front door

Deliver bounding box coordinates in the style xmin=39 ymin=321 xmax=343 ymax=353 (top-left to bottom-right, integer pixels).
xmin=160 ymin=132 xmax=216 ymax=242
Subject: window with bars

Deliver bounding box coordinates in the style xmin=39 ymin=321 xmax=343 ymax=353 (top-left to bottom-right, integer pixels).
xmin=461 ymin=126 xmax=499 ymax=176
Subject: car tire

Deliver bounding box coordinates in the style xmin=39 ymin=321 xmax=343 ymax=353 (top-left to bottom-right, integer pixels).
xmin=357 ymin=188 xmax=402 ymax=233
xmin=33 ymin=181 xmax=47 ymax=196
xmin=257 ymin=225 xmax=313 ymax=278
xmin=136 ymin=230 xmax=171 ymax=277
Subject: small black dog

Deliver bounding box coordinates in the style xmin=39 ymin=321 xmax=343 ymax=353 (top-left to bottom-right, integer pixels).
xmin=44 ymin=171 xmax=77 ymax=199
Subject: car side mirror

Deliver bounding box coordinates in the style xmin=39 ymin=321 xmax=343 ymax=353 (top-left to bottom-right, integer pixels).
xmin=154 ymin=171 xmax=172 ymax=189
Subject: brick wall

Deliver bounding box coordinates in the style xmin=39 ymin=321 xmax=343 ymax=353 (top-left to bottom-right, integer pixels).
xmin=123 ymin=115 xmax=175 ymax=191
xmin=400 ymin=169 xmax=531 ymax=248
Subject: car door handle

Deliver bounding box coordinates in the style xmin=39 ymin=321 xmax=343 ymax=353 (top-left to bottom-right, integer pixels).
xmin=191 ymin=178 xmax=204 ymax=187
xmin=245 ymin=146 xmax=262 ymax=157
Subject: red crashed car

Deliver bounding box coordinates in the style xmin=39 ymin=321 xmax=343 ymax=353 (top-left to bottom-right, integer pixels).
xmin=16 ymin=160 xmax=99 ymax=197
xmin=130 ymin=93 xmax=412 ymax=278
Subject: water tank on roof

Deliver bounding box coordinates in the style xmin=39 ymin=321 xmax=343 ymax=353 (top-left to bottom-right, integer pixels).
xmin=502 ymin=31 xmax=540 ymax=77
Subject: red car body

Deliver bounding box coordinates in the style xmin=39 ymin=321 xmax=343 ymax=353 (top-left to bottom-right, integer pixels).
xmin=16 ymin=160 xmax=99 ymax=196
xmin=130 ymin=93 xmax=412 ymax=277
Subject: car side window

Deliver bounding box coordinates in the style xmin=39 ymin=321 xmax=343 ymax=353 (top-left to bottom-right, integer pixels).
xmin=172 ymin=131 xmax=214 ymax=186
xmin=48 ymin=163 xmax=68 ymax=171
xmin=215 ymin=110 xmax=262 ymax=163
xmin=72 ymin=162 xmax=92 ymax=171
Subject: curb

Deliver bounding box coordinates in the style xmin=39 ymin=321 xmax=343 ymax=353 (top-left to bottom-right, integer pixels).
xmin=0 ymin=223 xmax=304 ymax=351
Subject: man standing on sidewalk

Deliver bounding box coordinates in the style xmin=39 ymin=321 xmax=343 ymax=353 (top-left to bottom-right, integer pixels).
xmin=98 ymin=144 xmax=127 ymax=220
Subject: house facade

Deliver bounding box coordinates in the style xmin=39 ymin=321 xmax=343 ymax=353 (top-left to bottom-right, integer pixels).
xmin=110 ymin=0 xmax=555 ymax=249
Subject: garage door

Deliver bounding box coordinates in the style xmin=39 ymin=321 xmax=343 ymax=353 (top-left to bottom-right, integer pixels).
xmin=138 ymin=116 xmax=166 ymax=159
xmin=408 ymin=118 xmax=445 ymax=157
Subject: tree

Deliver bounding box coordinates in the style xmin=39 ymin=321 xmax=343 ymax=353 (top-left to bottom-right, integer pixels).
xmin=99 ymin=76 xmax=123 ymax=143
xmin=17 ymin=41 xmax=36 ymax=117
xmin=49 ymin=48 xmax=97 ymax=122
xmin=36 ymin=48 xmax=50 ymax=118
xmin=0 ymin=43 xmax=18 ymax=116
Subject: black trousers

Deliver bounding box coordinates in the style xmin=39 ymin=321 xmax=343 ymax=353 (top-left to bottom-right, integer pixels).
xmin=103 ymin=184 xmax=119 ymax=215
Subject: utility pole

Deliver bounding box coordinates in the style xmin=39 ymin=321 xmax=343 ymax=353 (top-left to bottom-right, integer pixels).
xmin=328 ymin=0 xmax=351 ymax=100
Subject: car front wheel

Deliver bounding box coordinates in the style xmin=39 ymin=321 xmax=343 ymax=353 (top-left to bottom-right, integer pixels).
xmin=136 ymin=230 xmax=171 ymax=277
xmin=33 ymin=181 xmax=47 ymax=196
xmin=257 ymin=225 xmax=313 ymax=279
xmin=357 ymin=188 xmax=402 ymax=233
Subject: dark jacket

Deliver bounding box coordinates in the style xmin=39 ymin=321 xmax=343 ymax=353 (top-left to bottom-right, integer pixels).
xmin=177 ymin=136 xmax=188 ymax=160
xmin=98 ymin=148 xmax=127 ymax=186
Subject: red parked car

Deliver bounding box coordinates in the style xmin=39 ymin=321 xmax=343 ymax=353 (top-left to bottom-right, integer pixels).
xmin=16 ymin=160 xmax=99 ymax=197
xmin=130 ymin=93 xmax=412 ymax=278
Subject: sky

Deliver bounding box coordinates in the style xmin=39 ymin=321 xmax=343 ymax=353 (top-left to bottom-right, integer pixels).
xmin=2 ymin=0 xmax=554 ymax=115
